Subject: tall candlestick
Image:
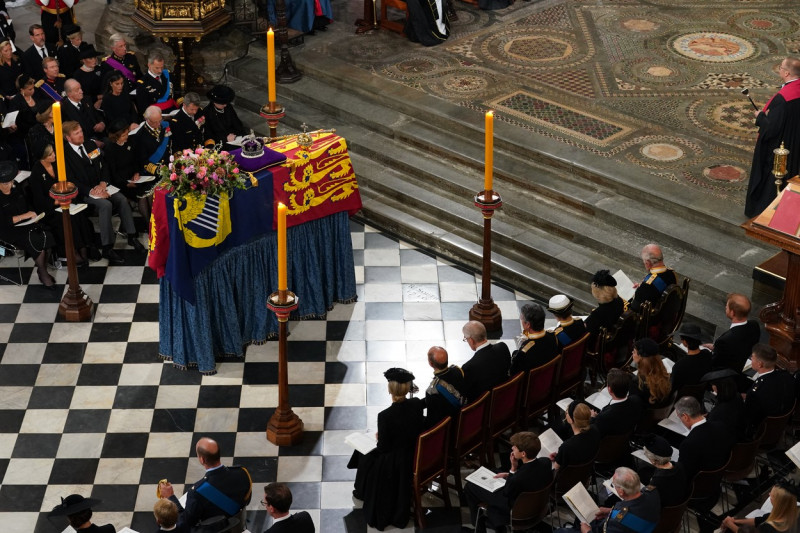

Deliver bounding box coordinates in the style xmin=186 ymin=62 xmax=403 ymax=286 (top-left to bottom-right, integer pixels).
xmin=268 ymin=28 xmax=276 ymax=103
xmin=277 ymin=202 xmax=287 ymax=292
xmin=53 ymin=103 xmax=67 ymax=182
xmin=484 ymin=110 xmax=493 ymax=192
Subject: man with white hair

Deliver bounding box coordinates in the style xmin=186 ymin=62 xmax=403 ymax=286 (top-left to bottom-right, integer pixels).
xmin=61 ymin=78 xmax=105 ymax=142
xmin=101 ymin=33 xmax=143 ymax=92
xmin=132 ymin=105 xmax=172 ymax=175
xmin=461 ymin=320 xmax=510 ymax=402
xmin=629 ymin=243 xmax=676 ymax=312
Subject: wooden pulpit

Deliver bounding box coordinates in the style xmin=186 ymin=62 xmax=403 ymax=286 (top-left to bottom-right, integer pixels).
xmin=742 ymin=177 xmax=800 ymax=371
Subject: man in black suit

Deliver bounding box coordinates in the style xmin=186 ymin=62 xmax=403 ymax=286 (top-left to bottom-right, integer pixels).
xmin=170 ymin=91 xmax=208 ymax=154
xmin=160 ymin=437 xmax=252 ymax=530
xmin=709 ymin=293 xmax=761 ymax=372
xmin=424 ymin=345 xmax=466 ymax=428
xmin=61 ymin=79 xmax=105 ymax=143
xmin=744 ymin=344 xmax=796 ymax=431
xmin=465 ymin=431 xmax=553 ymax=532
xmin=461 ymin=320 xmax=511 ymax=402
xmin=674 ymin=396 xmax=734 ymax=483
xmin=21 ymin=24 xmax=56 ymax=78
xmin=263 ymin=482 xmax=315 ymax=533
xmin=591 ymin=368 xmax=643 ymax=437
xmin=629 ymin=243 xmax=677 ymax=312
xmin=62 ymin=120 xmax=142 ymax=263
xmin=510 ymin=303 xmax=558 ymax=375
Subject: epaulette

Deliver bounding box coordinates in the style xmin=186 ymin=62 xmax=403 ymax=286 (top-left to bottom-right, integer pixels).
xmin=204 ymin=139 xmax=215 ymax=146
xmin=57 ymin=73 xmax=65 ymax=78
xmin=102 ymin=55 xmax=110 ymax=60
xmin=137 ymin=79 xmax=143 ymax=84
xmin=34 ymin=79 xmax=44 ymax=88
xmin=126 ymin=51 xmax=136 ymax=56
xmin=520 ymin=339 xmax=535 ymax=353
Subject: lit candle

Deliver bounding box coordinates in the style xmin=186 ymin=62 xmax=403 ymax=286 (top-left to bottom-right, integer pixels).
xmin=267 ymin=28 xmax=276 ymax=103
xmin=53 ymin=102 xmax=67 ymax=182
xmin=277 ymin=202 xmax=287 ymax=291
xmin=484 ymin=110 xmax=493 ymax=192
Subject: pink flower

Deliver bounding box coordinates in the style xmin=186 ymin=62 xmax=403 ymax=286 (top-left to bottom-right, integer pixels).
xmin=232 ymin=168 xmax=239 ymax=174
xmin=183 ymin=149 xmax=192 ymax=156
xmin=170 ymin=173 xmax=177 ymax=181
xmin=191 ymin=183 xmax=197 ymax=189
xmin=207 ymin=159 xmax=215 ymax=165
xmin=169 ymin=155 xmax=175 ymax=162
xmin=195 ymin=148 xmax=203 ymax=155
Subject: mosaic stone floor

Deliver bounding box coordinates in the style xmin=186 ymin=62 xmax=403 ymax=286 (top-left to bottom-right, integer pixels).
xmin=298 ymin=0 xmax=800 ymax=207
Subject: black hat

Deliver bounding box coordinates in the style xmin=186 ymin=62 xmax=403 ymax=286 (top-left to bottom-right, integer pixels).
xmin=634 ymin=338 xmax=659 ymax=357
xmin=547 ymin=294 xmax=573 ymax=315
xmin=700 ymin=368 xmax=739 ymax=383
xmin=207 ymin=85 xmax=235 ymax=104
xmin=591 ymin=269 xmax=616 ymax=287
xmin=643 ymin=434 xmax=672 ymax=458
xmin=195 ymin=515 xmax=240 ymax=533
xmin=0 ymin=160 xmax=17 ymax=183
xmin=676 ymin=323 xmax=708 ymax=343
xmin=384 ymin=367 xmax=415 ymax=383
xmin=79 ymin=45 xmax=103 ymax=60
xmin=16 ymin=73 xmax=34 ymax=89
xmin=48 ymin=494 xmax=101 ymax=517
xmin=109 ymin=119 xmax=130 ymax=135
xmin=63 ymin=24 xmax=81 ymax=37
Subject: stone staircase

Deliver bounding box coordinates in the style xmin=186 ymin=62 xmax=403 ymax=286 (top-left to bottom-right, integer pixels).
xmin=225 ymin=50 xmax=779 ymax=333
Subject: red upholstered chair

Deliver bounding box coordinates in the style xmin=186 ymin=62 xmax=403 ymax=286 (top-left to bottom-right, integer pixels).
xmin=485 ymin=372 xmax=525 ymax=468
xmin=553 ymin=332 xmax=590 ymax=402
xmin=519 ymin=354 xmax=562 ymax=429
xmin=412 ymin=416 xmax=452 ymax=529
xmin=450 ymin=391 xmax=490 ymax=496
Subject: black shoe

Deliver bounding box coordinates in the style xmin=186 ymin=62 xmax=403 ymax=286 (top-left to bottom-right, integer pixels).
xmin=88 ymin=245 xmax=102 ymax=262
xmin=104 ymin=248 xmax=124 ymax=265
xmin=128 ymin=237 xmax=146 ymax=254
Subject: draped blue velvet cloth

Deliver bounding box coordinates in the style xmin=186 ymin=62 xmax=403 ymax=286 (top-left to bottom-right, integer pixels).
xmin=158 ymin=206 xmax=357 ymax=374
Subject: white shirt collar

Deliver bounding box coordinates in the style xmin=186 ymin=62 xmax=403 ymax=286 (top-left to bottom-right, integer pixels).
xmin=688 ymin=417 xmax=707 ymax=433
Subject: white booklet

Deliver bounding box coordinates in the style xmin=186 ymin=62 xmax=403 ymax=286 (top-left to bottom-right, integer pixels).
xmin=537 ymin=428 xmax=563 ymax=458
xmin=2 ymin=109 xmax=18 ymax=128
xmin=586 ymin=388 xmax=612 ymax=410
xmin=15 ymin=212 xmax=43 ymax=226
xmin=54 ymin=203 xmax=88 ymax=215
xmin=226 ymin=135 xmax=246 ymax=146
xmin=632 ymin=445 xmax=679 ymax=463
xmin=465 ymin=466 xmax=506 ymax=493
xmin=14 ymin=170 xmax=30 ymax=183
xmin=786 ymin=440 xmax=800 ymax=469
xmin=657 ymin=409 xmax=690 ymax=437
xmin=90 ymin=185 xmax=121 ymax=199
xmin=345 ymin=432 xmax=377 ymax=455
xmin=556 ymin=397 xmax=573 ymax=412
xmin=130 ymin=175 xmax=156 ymax=184
xmin=613 ymin=269 xmax=636 ymax=302
xmin=563 ymin=482 xmax=599 ymax=524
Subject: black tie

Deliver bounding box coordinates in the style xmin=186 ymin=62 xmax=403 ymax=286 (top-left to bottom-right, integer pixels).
xmin=39 ymin=47 xmax=46 ymax=59
xmin=80 ymin=145 xmax=91 ymax=164
xmin=76 ymin=102 xmax=82 ymax=112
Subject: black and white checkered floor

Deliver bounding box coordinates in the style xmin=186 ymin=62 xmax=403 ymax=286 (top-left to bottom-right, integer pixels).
xmin=0 ymin=218 xmax=542 ymax=533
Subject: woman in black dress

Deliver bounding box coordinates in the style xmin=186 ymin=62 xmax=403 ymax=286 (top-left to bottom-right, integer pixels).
xmin=203 ymin=85 xmax=247 ymax=149
xmin=641 ymin=434 xmax=686 ymax=507
xmin=6 ymin=74 xmax=39 ymax=169
xmin=707 ymin=377 xmax=747 ymax=440
xmin=349 ymin=368 xmax=425 ymax=530
xmin=105 ymin=120 xmax=151 ymax=222
xmin=0 ymin=160 xmax=56 ymax=288
xmin=27 ymin=101 xmax=55 ymax=167
xmin=100 ymin=71 xmax=137 ymax=129
xmin=0 ymin=40 xmax=21 ymax=99
xmin=28 ymin=144 xmax=96 ymax=265
xmin=585 ymin=269 xmax=626 ymax=338
xmin=551 ymin=401 xmax=600 ymax=471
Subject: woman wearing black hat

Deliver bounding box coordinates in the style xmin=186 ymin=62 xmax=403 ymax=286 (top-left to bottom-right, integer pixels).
xmin=640 ymin=434 xmax=686 ymax=507
xmin=585 ymin=269 xmax=626 ymax=339
xmin=48 ymin=493 xmax=116 ymax=532
xmin=0 ymin=40 xmax=21 ymax=99
xmin=6 ymin=73 xmax=41 ymax=168
xmin=203 ymin=85 xmax=246 ymax=149
xmin=100 ymin=71 xmax=138 ymax=130
xmin=72 ymin=45 xmax=105 ymax=105
xmin=27 ymin=101 xmax=55 ymax=167
xmin=349 ymin=367 xmax=425 ymax=530
xmin=105 ymin=119 xmax=151 ymax=222
xmin=0 ymin=159 xmax=57 ymax=287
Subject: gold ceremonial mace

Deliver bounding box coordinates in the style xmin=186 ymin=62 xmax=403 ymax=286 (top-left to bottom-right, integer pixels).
xmin=773 ymin=142 xmax=790 ymax=195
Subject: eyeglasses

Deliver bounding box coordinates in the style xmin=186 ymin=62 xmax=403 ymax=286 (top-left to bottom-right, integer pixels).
xmin=462 ymin=336 xmax=467 ymax=342
xmin=260 ymin=498 xmax=268 ymax=507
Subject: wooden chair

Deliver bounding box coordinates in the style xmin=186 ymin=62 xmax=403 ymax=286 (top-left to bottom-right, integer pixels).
xmin=0 ymin=238 xmax=25 ymax=285
xmin=641 ymin=278 xmax=691 ymax=346
xmin=519 ymin=355 xmax=562 ymax=429
xmin=653 ymin=496 xmax=689 ymax=533
xmin=635 ymin=390 xmax=677 ymax=434
xmin=380 ymin=0 xmax=408 ymax=34
xmin=593 ymin=430 xmax=633 ymax=478
xmin=450 ymin=391 xmax=490 ymax=496
xmin=508 ymin=477 xmax=556 ymax=531
xmin=721 ymin=433 xmax=763 ymax=511
xmin=758 ymin=400 xmax=796 ymax=452
xmin=553 ymin=332 xmax=591 ymax=402
xmin=485 ymin=372 xmax=525 ymax=468
xmin=588 ymin=311 xmax=641 ymax=376
xmin=688 ymin=453 xmax=731 ymax=514
xmin=553 ymin=458 xmax=596 ymax=526
xmin=411 ymin=416 xmax=452 ymax=529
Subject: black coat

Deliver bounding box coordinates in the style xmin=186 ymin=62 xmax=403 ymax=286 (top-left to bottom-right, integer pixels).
xmin=100 ymin=91 xmax=137 ymax=126
xmin=647 ymin=462 xmax=687 ymax=507
xmin=62 ymin=141 xmax=108 ymax=199
xmin=202 ymin=102 xmax=246 ymax=146
xmin=554 ymin=318 xmax=587 ymax=348
xmin=670 ymin=349 xmax=712 ymax=391
xmin=462 ymin=342 xmax=511 ymax=402
xmin=555 ymin=426 xmax=600 ymax=469
xmin=711 ymin=321 xmax=761 ymax=372
xmin=60 ymin=97 xmax=103 ymax=140
xmin=265 ymin=511 xmax=315 ymax=533
xmin=21 ymin=43 xmax=56 ymax=78
xmin=510 ymin=332 xmax=558 ymax=375
xmin=131 ymin=121 xmax=172 ymax=175
xmin=585 ymin=297 xmax=625 ymax=337
xmin=72 ymin=65 xmax=103 ymax=103
xmin=424 ymin=364 xmax=466 ymax=429
xmin=745 ymin=369 xmax=796 ymax=429
xmin=136 ymin=71 xmax=174 ymax=113
xmin=100 ymin=51 xmax=144 ymax=92
xmin=169 ymin=107 xmax=205 ymax=154
xmin=170 ymin=465 xmax=252 ymax=528
xmin=677 ymin=420 xmax=734 ymax=481
xmin=0 ymin=59 xmax=22 ymax=98
xmin=57 ymin=41 xmax=90 ymax=81
xmin=591 ymin=396 xmax=643 ymax=437
xmin=630 ymin=268 xmax=677 ymax=312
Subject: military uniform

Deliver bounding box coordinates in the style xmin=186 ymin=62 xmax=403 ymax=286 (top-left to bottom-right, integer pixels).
xmin=630 ymin=266 xmax=677 ymax=312
xmin=100 ymin=51 xmax=143 ymax=92
xmin=136 ymin=71 xmax=176 ymax=114
xmin=33 ymin=0 xmax=76 ymax=46
xmin=553 ymin=317 xmax=587 ymax=349
xmin=132 ymin=120 xmax=172 ymax=175
xmin=169 ymin=107 xmax=208 ymax=154
xmin=424 ymin=364 xmax=466 ymax=428
xmin=34 ymin=74 xmax=65 ymax=101
xmin=510 ymin=330 xmax=558 ymax=375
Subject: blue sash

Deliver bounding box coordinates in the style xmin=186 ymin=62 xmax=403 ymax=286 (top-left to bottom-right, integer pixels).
xmin=609 ymin=508 xmax=657 ymax=533
xmin=157 ymin=70 xmax=172 ymax=103
xmin=556 ymin=330 xmax=573 ymax=346
xmin=435 ymin=382 xmax=462 ymax=408
xmin=39 ymin=82 xmax=62 ymax=101
xmin=195 ymin=480 xmax=240 ymax=516
xmin=641 ymin=272 xmax=668 ymax=294
xmin=148 ymin=120 xmax=171 ymax=165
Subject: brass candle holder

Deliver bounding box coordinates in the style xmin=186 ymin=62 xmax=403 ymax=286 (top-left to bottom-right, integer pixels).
xmin=773 ymin=142 xmax=790 ymax=195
